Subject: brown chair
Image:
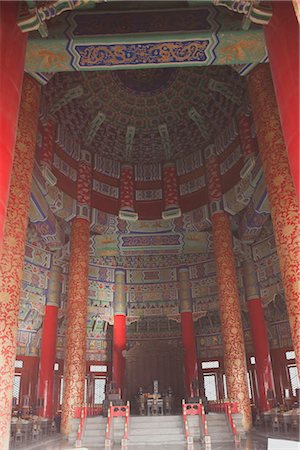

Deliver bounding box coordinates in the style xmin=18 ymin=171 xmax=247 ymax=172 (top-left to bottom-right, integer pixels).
xmin=272 ymin=415 xmax=281 ymax=433
xmin=291 ymin=414 xmax=299 ymax=433
xmin=152 ymin=398 xmax=159 ymax=416
xmin=14 ymin=424 xmax=23 ymax=446
xmin=32 ymin=421 xmax=39 ymax=440
xmin=138 ymin=396 xmax=146 ymax=416
xmin=255 ymin=413 xmax=262 ymax=428
xmin=164 ymin=395 xmax=173 ymax=415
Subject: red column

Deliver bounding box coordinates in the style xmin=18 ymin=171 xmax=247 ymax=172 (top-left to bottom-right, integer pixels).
xmin=38 ymin=263 xmax=61 ymax=418
xmin=38 ymin=307 xmax=58 ymax=415
xmin=178 ymin=267 xmax=199 ymax=398
xmin=0 ymin=2 xmax=27 ymax=250
xmin=205 ymin=145 xmax=252 ymax=431
xmin=0 ymin=75 xmax=40 ymax=449
xmin=181 ymin=312 xmax=199 ymax=398
xmin=39 ymin=264 xmax=61 ymax=418
xmin=248 ymin=65 xmax=300 ymax=377
xmin=61 ymin=150 xmax=92 ymax=435
xmin=248 ymin=300 xmax=275 ymax=410
xmin=61 ymin=219 xmax=90 ymax=435
xmin=243 ymin=259 xmax=275 ymax=411
xmin=264 ymin=1 xmax=300 ymax=200
xmin=112 ymin=269 xmax=126 ymax=395
xmin=113 ymin=315 xmax=126 ymax=393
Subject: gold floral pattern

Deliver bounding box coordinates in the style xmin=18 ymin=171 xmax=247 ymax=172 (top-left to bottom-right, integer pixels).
xmin=248 ymin=65 xmax=300 ymax=377
xmin=114 ymin=269 xmax=126 ymax=315
xmin=0 ymin=75 xmax=40 ymax=449
xmin=61 ymin=218 xmax=90 ymax=435
xmin=212 ymin=212 xmax=252 ymax=431
xmin=178 ymin=267 xmax=192 ymax=313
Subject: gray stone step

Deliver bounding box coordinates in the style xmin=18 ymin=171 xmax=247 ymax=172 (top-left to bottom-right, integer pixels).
xmin=130 ymin=427 xmax=183 ymax=436
xmin=129 ymin=422 xmax=182 ymax=430
xmin=128 ymin=436 xmax=186 ymax=444
xmin=205 ymin=413 xmax=235 ymax=444
xmin=85 ymin=423 xmax=106 ymax=430
xmin=82 ymin=435 xmax=106 ymax=443
xmin=131 ymin=416 xmax=182 ymax=422
xmin=127 ymin=415 xmax=186 ymax=445
xmin=82 ymin=429 xmax=105 ymax=436
xmin=81 ymin=417 xmax=108 ymax=445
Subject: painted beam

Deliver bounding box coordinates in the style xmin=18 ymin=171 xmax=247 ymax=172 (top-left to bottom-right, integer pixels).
xmin=25 ymin=6 xmax=266 ymax=72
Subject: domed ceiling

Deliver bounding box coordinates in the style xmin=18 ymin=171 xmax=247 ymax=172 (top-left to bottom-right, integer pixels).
xmin=43 ymin=66 xmax=246 ymax=163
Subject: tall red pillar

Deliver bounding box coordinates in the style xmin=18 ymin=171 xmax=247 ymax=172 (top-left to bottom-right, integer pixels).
xmin=243 ymin=259 xmax=275 ymax=412
xmin=0 ymin=75 xmax=40 ymax=449
xmin=112 ymin=269 xmax=126 ymax=395
xmin=38 ymin=262 xmax=62 ymax=418
xmin=264 ymin=1 xmax=299 ymax=201
xmin=205 ymin=145 xmax=252 ymax=431
xmin=178 ymin=267 xmax=199 ymax=398
xmin=248 ymin=65 xmax=300 ymax=377
xmin=0 ymin=2 xmax=27 ymax=250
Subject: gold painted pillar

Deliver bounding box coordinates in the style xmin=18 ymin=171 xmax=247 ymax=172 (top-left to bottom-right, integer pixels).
xmin=205 ymin=145 xmax=252 ymax=431
xmin=0 ymin=75 xmax=40 ymax=449
xmin=61 ymin=150 xmax=92 ymax=435
xmin=248 ymin=64 xmax=300 ymax=376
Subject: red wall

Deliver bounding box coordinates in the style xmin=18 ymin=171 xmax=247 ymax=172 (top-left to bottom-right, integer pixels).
xmin=198 ymin=348 xmax=297 ymax=406
xmin=15 ymin=348 xmax=296 ymax=411
xmin=15 ymin=356 xmax=39 ymax=407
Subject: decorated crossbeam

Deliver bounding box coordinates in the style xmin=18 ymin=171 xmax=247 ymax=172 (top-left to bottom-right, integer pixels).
xmin=24 ymin=5 xmax=267 ymax=72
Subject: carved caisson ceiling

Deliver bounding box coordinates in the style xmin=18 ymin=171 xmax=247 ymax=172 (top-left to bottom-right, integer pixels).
xmin=42 ymin=66 xmax=245 ymax=163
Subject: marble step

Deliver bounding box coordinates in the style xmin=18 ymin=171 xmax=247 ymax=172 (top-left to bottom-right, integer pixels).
xmin=130 ymin=427 xmax=183 ymax=436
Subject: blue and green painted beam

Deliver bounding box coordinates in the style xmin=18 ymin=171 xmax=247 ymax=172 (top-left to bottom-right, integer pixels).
xmin=24 ymin=5 xmax=267 ymax=72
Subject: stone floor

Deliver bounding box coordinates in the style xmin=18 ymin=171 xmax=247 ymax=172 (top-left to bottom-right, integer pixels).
xmin=10 ymin=430 xmax=300 ymax=450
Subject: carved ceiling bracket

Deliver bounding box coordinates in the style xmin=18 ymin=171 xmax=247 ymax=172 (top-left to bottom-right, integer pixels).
xmin=212 ymin=0 xmax=272 ymax=30
xmin=18 ymin=0 xmax=102 ymax=37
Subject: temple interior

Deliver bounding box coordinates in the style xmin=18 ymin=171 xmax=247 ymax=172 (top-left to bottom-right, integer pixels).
xmin=0 ymin=1 xmax=299 ymax=449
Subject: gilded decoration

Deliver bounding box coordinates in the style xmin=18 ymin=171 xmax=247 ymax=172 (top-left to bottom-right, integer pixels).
xmin=47 ymin=264 xmax=62 ymax=307
xmin=73 ymin=40 xmax=212 ymax=68
xmin=212 ymin=212 xmax=252 ymax=431
xmin=61 ymin=218 xmax=90 ymax=435
xmin=248 ymin=65 xmax=300 ymax=376
xmin=242 ymin=259 xmax=260 ymax=300
xmin=0 ymin=75 xmax=40 ymax=449
xmin=178 ymin=267 xmax=192 ymax=313
xmin=42 ymin=67 xmax=245 ymax=164
xmin=114 ymin=270 xmax=126 ymax=316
